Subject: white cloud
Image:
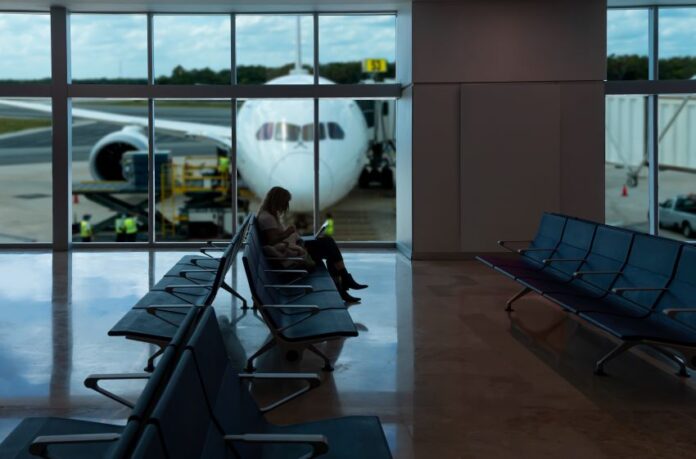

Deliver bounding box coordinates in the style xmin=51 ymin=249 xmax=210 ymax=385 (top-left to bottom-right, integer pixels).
xmin=0 ymin=13 xmax=397 ymax=80
xmin=608 ymin=8 xmax=696 ymax=58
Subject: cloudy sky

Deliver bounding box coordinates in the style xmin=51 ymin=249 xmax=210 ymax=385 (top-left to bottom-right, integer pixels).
xmin=607 ymin=8 xmax=696 ymax=57
xmin=0 ymin=13 xmax=396 ymax=80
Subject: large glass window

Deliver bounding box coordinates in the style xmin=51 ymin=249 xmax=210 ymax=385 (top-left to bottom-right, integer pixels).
xmin=658 ymin=94 xmax=696 ymax=240
xmin=605 ymin=95 xmax=649 ymax=232
xmin=236 ymin=98 xmax=314 ymax=234
xmin=659 ymin=9 xmax=696 ymax=81
xmin=236 ymin=15 xmax=314 ymax=84
xmin=0 ymin=14 xmax=51 ymax=83
xmin=71 ymin=14 xmax=147 ymax=83
xmin=319 ymin=15 xmax=396 ymax=84
xmin=0 ymin=99 xmax=52 ymax=242
xmin=71 ymin=99 xmax=148 ymax=242
xmin=154 ymin=99 xmax=232 ymax=241
xmin=154 ymin=15 xmax=231 ymax=85
xmin=607 ymin=9 xmax=649 ymax=81
xmin=319 ymin=99 xmax=395 ymax=241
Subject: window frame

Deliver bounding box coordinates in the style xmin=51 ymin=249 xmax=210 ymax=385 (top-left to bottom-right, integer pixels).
xmin=0 ymin=7 xmax=401 ymax=249
xmin=606 ymin=5 xmax=696 ymax=236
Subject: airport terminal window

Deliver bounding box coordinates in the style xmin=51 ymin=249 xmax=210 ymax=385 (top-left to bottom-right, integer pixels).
xmin=658 ymin=8 xmax=696 ymax=80
xmin=0 ymin=13 xmax=51 ymax=83
xmin=318 ymin=98 xmax=395 ymax=241
xmin=153 ymin=15 xmax=231 ymax=85
xmin=71 ymin=99 xmax=148 ymax=243
xmin=235 ymin=15 xmax=314 ymax=84
xmin=0 ymin=98 xmax=52 ymax=242
xmin=70 ymin=14 xmax=148 ymax=83
xmin=605 ymin=95 xmax=649 ymax=233
xmin=657 ymin=94 xmax=696 ymax=240
xmin=318 ymin=15 xmax=396 ymax=84
xmin=154 ymin=99 xmax=232 ymax=242
xmin=607 ymin=9 xmax=649 ymax=80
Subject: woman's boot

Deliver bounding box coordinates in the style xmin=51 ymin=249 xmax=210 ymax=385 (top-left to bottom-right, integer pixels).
xmin=339 ymin=270 xmax=368 ymax=290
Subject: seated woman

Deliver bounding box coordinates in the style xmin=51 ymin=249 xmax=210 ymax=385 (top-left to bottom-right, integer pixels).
xmin=256 ymin=186 xmax=367 ymax=303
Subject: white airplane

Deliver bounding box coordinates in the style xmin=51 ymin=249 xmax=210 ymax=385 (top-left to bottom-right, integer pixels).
xmin=0 ymin=74 xmax=369 ymax=213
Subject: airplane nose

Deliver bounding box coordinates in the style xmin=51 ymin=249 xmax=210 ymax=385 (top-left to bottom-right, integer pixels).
xmin=268 ymin=152 xmax=334 ymax=213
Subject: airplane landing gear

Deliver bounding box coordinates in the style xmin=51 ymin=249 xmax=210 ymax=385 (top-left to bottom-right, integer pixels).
xmin=359 ymin=142 xmax=394 ymax=190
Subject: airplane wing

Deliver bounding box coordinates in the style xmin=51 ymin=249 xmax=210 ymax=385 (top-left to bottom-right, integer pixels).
xmin=0 ymin=99 xmax=232 ymax=147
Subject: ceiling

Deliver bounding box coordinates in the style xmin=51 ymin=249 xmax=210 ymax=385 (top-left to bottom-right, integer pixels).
xmin=0 ymin=0 xmax=408 ymax=13
xmin=609 ymin=0 xmax=696 ymax=6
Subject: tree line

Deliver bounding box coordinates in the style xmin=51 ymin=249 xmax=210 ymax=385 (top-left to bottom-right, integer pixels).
xmin=608 ymin=54 xmax=696 ymax=80
xmin=0 ymin=61 xmax=396 ymax=85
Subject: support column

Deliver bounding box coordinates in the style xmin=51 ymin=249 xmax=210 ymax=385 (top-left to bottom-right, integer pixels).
xmin=51 ymin=7 xmax=72 ymax=251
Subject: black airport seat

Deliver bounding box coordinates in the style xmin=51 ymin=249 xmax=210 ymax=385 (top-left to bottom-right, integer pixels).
xmin=0 ymin=308 xmax=201 ymax=459
xmin=164 ymin=307 xmax=392 ymax=459
xmin=477 ymin=212 xmax=696 ymax=377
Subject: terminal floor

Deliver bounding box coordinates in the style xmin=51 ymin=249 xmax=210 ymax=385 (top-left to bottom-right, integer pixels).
xmin=1 ymin=250 xmax=696 ymax=458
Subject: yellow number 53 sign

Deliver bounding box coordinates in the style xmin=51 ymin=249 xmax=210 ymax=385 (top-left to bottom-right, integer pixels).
xmin=362 ymin=58 xmax=388 ymax=73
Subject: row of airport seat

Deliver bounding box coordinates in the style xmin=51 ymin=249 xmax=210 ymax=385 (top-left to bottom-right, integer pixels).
xmin=478 ymin=212 xmax=696 ymax=376
xmin=241 ymin=216 xmax=359 ymax=372
xmin=1 ymin=215 xmax=390 ymax=457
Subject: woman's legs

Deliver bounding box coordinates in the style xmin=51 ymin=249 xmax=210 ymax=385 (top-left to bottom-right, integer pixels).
xmin=304 ymin=237 xmax=368 ymax=300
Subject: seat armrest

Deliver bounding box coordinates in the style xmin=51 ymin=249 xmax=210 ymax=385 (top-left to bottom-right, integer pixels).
xmin=266 ymin=256 xmax=304 ymax=261
xmin=145 ymin=304 xmax=193 ymax=314
xmin=264 ymin=269 xmax=309 ymax=274
xmin=239 ymin=372 xmax=321 ymax=412
xmin=573 ymin=271 xmax=622 ymax=278
xmin=663 ymin=308 xmax=696 ymax=318
xmin=224 ymin=434 xmax=328 ymax=458
xmin=30 ymin=433 xmax=121 ymax=456
xmin=612 ymin=287 xmax=667 ymax=296
xmin=542 ymin=258 xmax=585 ymax=264
xmin=84 ymin=373 xmax=150 ymax=408
xmin=517 ymin=247 xmax=554 ymax=254
xmin=264 ymin=304 xmax=319 ymax=311
xmin=164 ymin=283 xmax=213 ymax=293
xmin=497 ymin=240 xmax=532 ymax=253
xmin=264 ymin=284 xmax=313 ymax=291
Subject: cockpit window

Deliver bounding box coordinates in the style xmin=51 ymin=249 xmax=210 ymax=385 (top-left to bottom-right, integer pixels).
xmin=255 ymin=122 xmax=273 ymax=140
xmin=302 ymin=123 xmax=326 ymax=142
xmin=275 ymin=122 xmax=301 ymax=142
xmin=327 ymin=122 xmax=345 ymax=140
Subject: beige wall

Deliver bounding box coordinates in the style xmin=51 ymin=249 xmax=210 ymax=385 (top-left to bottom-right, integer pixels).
xmin=402 ymin=0 xmax=607 ymax=259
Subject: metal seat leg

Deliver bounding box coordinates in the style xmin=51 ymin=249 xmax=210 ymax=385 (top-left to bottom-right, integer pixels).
xmin=145 ymin=346 xmax=164 ymax=372
xmin=506 ymin=286 xmax=531 ymax=312
xmin=245 ymin=338 xmax=276 ymax=372
xmin=648 ymin=345 xmax=690 ymax=378
xmin=594 ymin=341 xmax=637 ymax=376
xmin=307 ymin=344 xmax=334 ymax=372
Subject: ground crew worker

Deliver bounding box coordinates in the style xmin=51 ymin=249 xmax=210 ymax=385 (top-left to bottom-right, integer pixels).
xmin=115 ymin=214 xmax=126 ymax=242
xmin=80 ymin=214 xmax=93 ymax=242
xmin=324 ymin=213 xmax=334 ymax=237
xmin=123 ymin=215 xmax=138 ymax=242
xmin=217 ymin=154 xmax=230 ymax=176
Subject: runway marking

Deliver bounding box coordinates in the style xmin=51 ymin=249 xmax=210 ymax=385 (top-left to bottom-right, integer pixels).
xmin=0 ymin=121 xmax=95 ymax=141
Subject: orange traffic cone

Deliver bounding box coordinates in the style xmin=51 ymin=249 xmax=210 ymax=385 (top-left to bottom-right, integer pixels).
xmin=621 ymin=185 xmax=628 ymax=197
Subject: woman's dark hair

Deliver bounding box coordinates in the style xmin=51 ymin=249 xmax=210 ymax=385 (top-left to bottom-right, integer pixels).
xmin=260 ymin=186 xmax=292 ymax=220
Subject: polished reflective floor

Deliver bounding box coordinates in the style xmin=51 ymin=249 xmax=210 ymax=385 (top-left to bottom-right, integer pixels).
xmin=1 ymin=251 xmax=696 ymax=457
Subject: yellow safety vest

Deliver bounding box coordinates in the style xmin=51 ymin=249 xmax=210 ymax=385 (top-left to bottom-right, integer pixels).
xmin=115 ymin=218 xmax=125 ymax=234
xmin=124 ymin=218 xmax=138 ymax=234
xmin=217 ymin=156 xmax=230 ymax=174
xmin=325 ymin=218 xmax=334 ymax=237
xmin=80 ymin=221 xmax=93 ymax=237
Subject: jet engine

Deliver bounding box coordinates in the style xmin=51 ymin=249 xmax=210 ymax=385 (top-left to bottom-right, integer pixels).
xmin=88 ymin=126 xmax=148 ymax=181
